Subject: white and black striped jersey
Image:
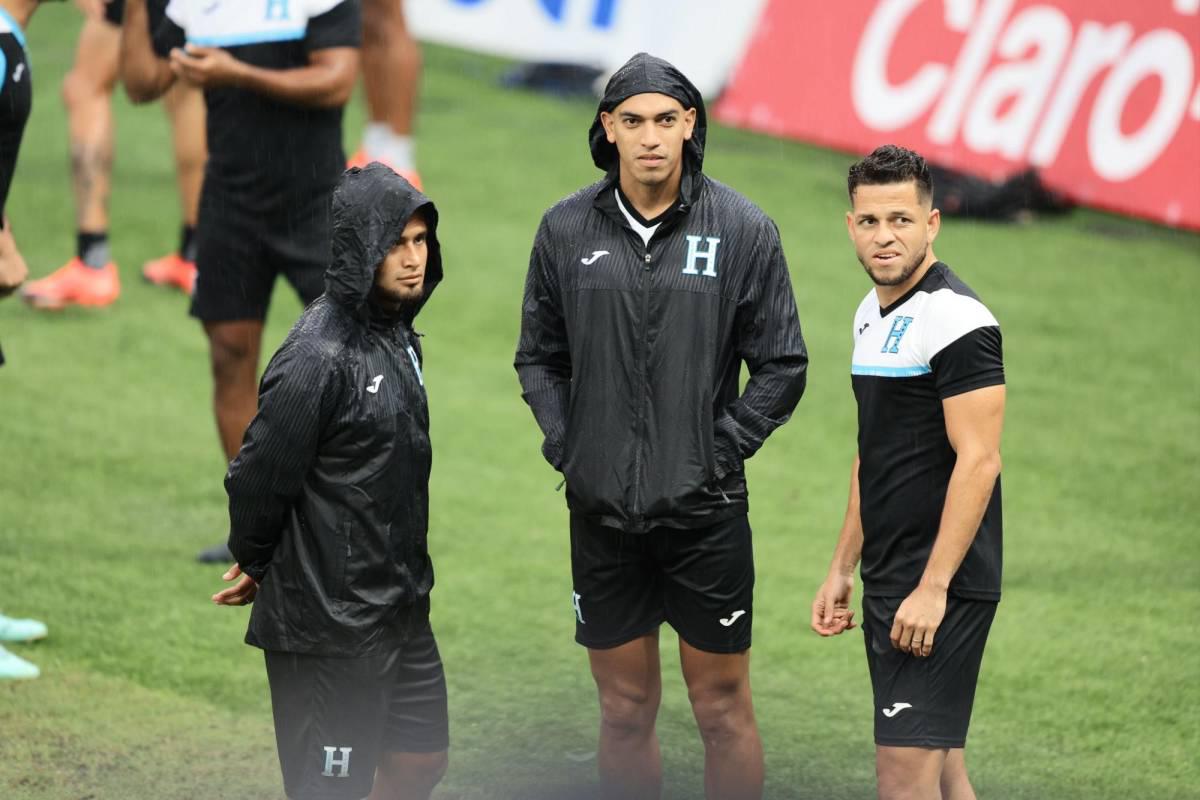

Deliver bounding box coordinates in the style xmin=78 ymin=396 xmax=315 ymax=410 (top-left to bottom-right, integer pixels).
xmin=851 ymin=262 xmax=1004 ymax=600
xmin=153 ymin=0 xmax=360 ymax=199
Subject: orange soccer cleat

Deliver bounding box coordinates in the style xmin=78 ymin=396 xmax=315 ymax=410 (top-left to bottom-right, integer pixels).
xmin=21 ymin=258 xmax=120 ymax=310
xmin=346 ymin=149 xmax=423 ymax=190
xmin=142 ymin=252 xmax=197 ymax=295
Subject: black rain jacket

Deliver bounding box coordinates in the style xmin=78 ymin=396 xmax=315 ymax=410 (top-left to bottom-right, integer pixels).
xmin=226 ymin=163 xmax=443 ymax=657
xmin=515 ymin=53 xmax=808 ymax=533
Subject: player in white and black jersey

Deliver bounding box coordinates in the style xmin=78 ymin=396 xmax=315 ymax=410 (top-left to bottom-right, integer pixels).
xmin=118 ymin=0 xmax=360 ymax=562
xmin=811 ymin=145 xmax=1005 ymax=800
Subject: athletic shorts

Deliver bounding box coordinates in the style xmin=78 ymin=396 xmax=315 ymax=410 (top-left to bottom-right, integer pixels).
xmin=569 ymin=513 xmax=754 ymax=654
xmin=103 ymin=0 xmax=167 ymax=30
xmin=863 ymin=594 xmax=997 ymax=749
xmin=0 ymin=31 xmax=31 ymax=220
xmin=264 ymin=618 xmax=449 ymax=800
xmin=191 ymin=179 xmax=331 ymax=321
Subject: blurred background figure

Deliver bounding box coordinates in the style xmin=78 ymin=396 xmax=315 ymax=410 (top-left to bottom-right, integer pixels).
xmin=348 ymin=0 xmax=422 ymax=189
xmin=20 ymin=0 xmax=205 ymax=311
xmin=0 ymin=611 xmax=47 ymax=681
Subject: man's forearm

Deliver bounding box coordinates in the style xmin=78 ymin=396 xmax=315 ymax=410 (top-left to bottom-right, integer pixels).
xmin=920 ymin=450 xmax=1001 ymax=590
xmin=829 ymin=457 xmax=864 ymax=576
xmin=228 ymin=54 xmax=357 ymax=108
xmin=119 ymin=0 xmax=173 ymax=102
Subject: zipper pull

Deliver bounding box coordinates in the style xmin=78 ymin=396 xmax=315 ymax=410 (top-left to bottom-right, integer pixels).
xmin=643 ymin=252 xmax=652 ymax=264
xmin=555 ymin=478 xmax=566 ymax=492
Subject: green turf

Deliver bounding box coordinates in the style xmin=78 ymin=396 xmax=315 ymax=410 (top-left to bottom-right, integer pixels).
xmin=1 ymin=6 xmax=1198 ymax=799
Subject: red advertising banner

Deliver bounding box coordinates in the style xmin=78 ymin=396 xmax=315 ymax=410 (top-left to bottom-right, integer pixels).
xmin=715 ymin=0 xmax=1200 ymax=229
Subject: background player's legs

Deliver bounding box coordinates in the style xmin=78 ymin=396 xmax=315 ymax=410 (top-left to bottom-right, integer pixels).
xmin=368 ymin=750 xmax=448 ymax=800
xmin=357 ymin=0 xmax=421 ymax=182
xmin=589 ymin=632 xmax=663 ymax=800
xmin=65 ymin=18 xmax=118 ymax=244
xmin=202 ymin=320 xmax=263 ymax=463
xmin=22 ymin=18 xmax=120 ymax=309
xmin=143 ymin=82 xmax=205 ymax=293
xmin=876 ymin=746 xmax=947 ymax=800
xmin=679 ymin=641 xmax=763 ymax=800
xmin=939 ymin=749 xmax=976 ymax=800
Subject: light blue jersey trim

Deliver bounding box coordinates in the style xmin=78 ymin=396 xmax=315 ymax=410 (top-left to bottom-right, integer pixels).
xmin=0 ymin=6 xmax=27 ymax=50
xmin=851 ymin=364 xmax=932 ymax=378
xmin=188 ymin=28 xmax=305 ymax=47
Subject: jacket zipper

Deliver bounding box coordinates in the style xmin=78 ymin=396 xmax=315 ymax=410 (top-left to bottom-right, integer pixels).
xmin=631 ymin=245 xmax=652 ymax=525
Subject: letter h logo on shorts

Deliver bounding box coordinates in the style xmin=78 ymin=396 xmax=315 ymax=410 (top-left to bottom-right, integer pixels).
xmin=682 ymin=235 xmax=720 ymax=278
xmin=322 ymin=746 xmax=352 ymax=778
xmin=881 ymin=316 xmax=915 ymax=354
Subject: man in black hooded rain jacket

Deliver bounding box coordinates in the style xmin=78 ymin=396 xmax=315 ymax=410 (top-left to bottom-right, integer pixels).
xmin=212 ymin=163 xmax=449 ymax=800
xmin=515 ymin=53 xmax=807 ymax=800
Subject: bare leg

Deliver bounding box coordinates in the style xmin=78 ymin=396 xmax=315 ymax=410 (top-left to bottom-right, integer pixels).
xmin=62 ymin=19 xmax=119 ymax=235
xmin=939 ymin=749 xmax=976 ymax=800
xmin=202 ymin=320 xmax=263 ymax=461
xmin=679 ymin=640 xmax=763 ymax=800
xmin=368 ymin=750 xmax=448 ymax=800
xmin=876 ymin=746 xmax=947 ymax=800
xmin=361 ymin=0 xmax=421 ymax=137
xmin=161 ymin=82 xmax=206 ymax=229
xmin=589 ymin=632 xmax=663 ymax=800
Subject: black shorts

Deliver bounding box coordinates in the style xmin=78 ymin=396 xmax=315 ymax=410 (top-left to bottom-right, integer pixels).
xmin=570 ymin=513 xmax=754 ymax=654
xmin=103 ymin=0 xmax=168 ymax=29
xmin=0 ymin=31 xmax=31 ymax=219
xmin=863 ymin=594 xmax=997 ymax=749
xmin=264 ymin=619 xmax=449 ymax=800
xmin=192 ymin=180 xmax=331 ymax=321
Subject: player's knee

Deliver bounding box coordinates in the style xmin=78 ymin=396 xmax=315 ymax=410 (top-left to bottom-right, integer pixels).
xmin=361 ymin=1 xmax=403 ymax=45
xmin=876 ymin=757 xmax=938 ymax=800
xmin=206 ymin=329 xmax=258 ymax=378
xmin=598 ymin=686 xmax=657 ymax=739
xmin=405 ymin=750 xmax=448 ymax=791
xmin=688 ymin=682 xmax=751 ymax=746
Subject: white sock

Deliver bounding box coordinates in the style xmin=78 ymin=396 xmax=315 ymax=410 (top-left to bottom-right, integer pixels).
xmin=362 ymin=123 xmax=416 ymax=172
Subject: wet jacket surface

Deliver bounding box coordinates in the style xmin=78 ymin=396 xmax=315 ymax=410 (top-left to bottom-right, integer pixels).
xmin=515 ymin=53 xmax=808 ymax=533
xmin=226 ymin=164 xmax=443 ymax=656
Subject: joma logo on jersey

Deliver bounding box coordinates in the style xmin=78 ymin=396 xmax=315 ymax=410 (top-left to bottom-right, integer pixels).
xmin=321 ymin=746 xmax=352 ymax=778
xmin=881 ymin=316 xmax=915 ymax=354
xmin=682 ymin=235 xmax=720 ymax=278
xmin=265 ymin=0 xmax=290 ymax=21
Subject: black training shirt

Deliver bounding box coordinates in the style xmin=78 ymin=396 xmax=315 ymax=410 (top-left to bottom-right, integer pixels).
xmin=851 ymin=262 xmax=1004 ymax=600
xmin=155 ymin=0 xmax=360 ymax=199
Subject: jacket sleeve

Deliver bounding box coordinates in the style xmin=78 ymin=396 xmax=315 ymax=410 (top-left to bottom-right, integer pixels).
xmin=713 ymin=219 xmax=808 ymax=479
xmin=514 ymin=217 xmax=571 ymax=470
xmin=224 ymin=341 xmax=339 ymax=583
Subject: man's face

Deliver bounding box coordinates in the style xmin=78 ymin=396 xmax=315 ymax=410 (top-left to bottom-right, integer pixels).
xmin=846 ymin=181 xmax=940 ymax=289
xmin=601 ymin=93 xmax=696 ymax=190
xmin=372 ymin=214 xmax=428 ymax=308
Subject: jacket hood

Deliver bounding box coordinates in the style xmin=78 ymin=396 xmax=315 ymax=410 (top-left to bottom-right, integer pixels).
xmin=325 ymin=163 xmax=443 ymax=325
xmin=588 ymin=52 xmax=707 ymax=174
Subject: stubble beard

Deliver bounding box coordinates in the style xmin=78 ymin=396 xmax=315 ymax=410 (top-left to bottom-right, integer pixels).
xmin=860 ymin=246 xmax=927 ymax=288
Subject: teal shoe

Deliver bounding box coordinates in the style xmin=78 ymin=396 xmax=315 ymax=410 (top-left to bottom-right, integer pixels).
xmin=0 ymin=645 xmax=39 ymax=680
xmin=0 ymin=614 xmax=48 ymax=642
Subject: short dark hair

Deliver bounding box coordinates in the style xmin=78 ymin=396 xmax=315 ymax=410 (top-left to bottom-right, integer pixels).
xmin=847 ymin=145 xmax=933 ymax=204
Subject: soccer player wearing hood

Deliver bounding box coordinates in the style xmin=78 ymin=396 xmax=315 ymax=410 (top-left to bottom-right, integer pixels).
xmin=212 ymin=164 xmax=449 ymax=800
xmin=516 ymin=53 xmax=807 ymax=799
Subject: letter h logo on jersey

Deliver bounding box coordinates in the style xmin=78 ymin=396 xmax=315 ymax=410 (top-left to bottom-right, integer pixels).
xmin=265 ymin=0 xmax=290 ymax=21
xmin=881 ymin=316 xmax=915 ymax=354
xmin=322 ymin=746 xmax=352 ymax=778
xmin=682 ymin=235 xmax=720 ymax=278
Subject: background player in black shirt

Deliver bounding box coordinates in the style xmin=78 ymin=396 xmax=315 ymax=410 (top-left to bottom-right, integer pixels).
xmin=811 ymin=145 xmax=1005 ymax=800
xmin=118 ymin=0 xmax=360 ymax=562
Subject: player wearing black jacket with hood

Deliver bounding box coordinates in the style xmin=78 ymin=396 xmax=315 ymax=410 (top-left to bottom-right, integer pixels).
xmin=213 ymin=164 xmax=449 ymax=800
xmin=516 ymin=53 xmax=807 ymax=800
